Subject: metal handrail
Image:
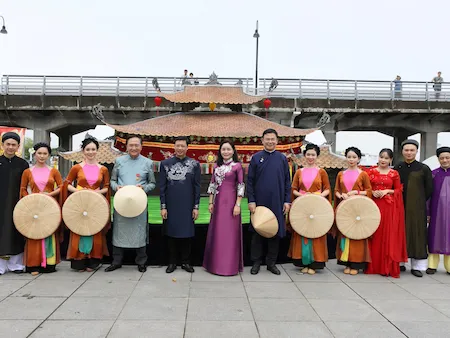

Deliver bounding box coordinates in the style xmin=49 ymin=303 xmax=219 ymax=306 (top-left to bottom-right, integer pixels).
xmin=1 ymin=75 xmax=449 ymax=102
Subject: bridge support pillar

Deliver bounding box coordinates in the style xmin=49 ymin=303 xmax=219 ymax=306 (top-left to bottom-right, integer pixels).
xmin=323 ymin=130 xmax=337 ymax=153
xmin=33 ymin=129 xmax=50 ymax=144
xmin=393 ymin=130 xmax=411 ymax=165
xmin=58 ymin=132 xmax=73 ymax=178
xmin=420 ymin=131 xmax=438 ymax=161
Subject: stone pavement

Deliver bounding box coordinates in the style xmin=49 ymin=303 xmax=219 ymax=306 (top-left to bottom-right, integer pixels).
xmin=1 ymin=260 xmax=450 ymax=338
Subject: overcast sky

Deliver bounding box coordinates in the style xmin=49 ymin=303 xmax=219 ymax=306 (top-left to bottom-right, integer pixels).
xmin=1 ymin=0 xmax=448 ymax=156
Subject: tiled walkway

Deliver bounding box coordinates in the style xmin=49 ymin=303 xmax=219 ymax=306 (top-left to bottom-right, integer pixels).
xmin=1 ymin=260 xmax=450 ymax=338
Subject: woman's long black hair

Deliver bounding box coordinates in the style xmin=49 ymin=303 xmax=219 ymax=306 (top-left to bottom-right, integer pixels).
xmin=216 ymin=139 xmax=239 ymax=166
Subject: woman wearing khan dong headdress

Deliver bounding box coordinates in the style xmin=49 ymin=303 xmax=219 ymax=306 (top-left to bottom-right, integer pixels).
xmin=334 ymin=147 xmax=372 ymax=275
xmin=426 ymin=146 xmax=450 ymax=275
xmin=62 ymin=137 xmax=111 ymax=272
xmin=287 ymin=143 xmax=331 ymax=275
xmin=20 ymin=143 xmax=64 ymax=275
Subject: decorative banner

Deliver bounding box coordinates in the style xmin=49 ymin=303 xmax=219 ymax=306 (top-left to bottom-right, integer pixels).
xmin=0 ymin=127 xmax=27 ymax=157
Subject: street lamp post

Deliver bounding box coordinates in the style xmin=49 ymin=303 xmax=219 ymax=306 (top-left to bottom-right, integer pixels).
xmin=0 ymin=16 xmax=7 ymax=34
xmin=253 ymin=20 xmax=260 ymax=93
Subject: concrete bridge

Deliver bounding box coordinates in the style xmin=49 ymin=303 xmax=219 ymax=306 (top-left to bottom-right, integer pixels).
xmin=1 ymin=75 xmax=450 ymax=173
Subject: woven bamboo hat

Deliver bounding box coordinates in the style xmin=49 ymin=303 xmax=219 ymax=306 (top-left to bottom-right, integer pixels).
xmin=13 ymin=194 xmax=61 ymax=240
xmin=251 ymin=206 xmax=278 ymax=238
xmin=114 ymin=185 xmax=148 ymax=218
xmin=62 ymin=190 xmax=109 ymax=236
xmin=335 ymin=195 xmax=381 ymax=240
xmin=289 ymin=194 xmax=334 ymax=238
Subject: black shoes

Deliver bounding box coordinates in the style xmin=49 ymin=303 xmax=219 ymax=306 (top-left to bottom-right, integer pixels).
xmin=411 ymin=269 xmax=423 ymax=278
xmin=166 ymin=264 xmax=177 ymax=273
xmin=104 ymin=264 xmax=122 ymax=272
xmin=105 ymin=265 xmax=146 ymax=272
xmin=267 ymin=265 xmax=281 ymax=275
xmin=250 ymin=263 xmax=261 ymax=275
xmin=400 ymin=265 xmax=406 ymax=272
xmin=251 ymin=263 xmax=280 ymax=275
xmin=166 ymin=264 xmax=194 ymax=273
xmin=181 ymin=264 xmax=195 ymax=273
xmin=426 ymin=268 xmax=437 ymax=275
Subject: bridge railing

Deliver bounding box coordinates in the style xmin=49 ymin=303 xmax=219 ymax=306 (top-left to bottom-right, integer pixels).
xmin=0 ymin=75 xmax=255 ymax=97
xmin=1 ymin=75 xmax=449 ymax=102
xmin=259 ymin=78 xmax=449 ymax=101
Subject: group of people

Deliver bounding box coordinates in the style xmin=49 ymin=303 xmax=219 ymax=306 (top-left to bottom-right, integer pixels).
xmin=1 ymin=129 xmax=449 ymax=280
xmin=180 ymin=69 xmax=199 ymax=86
xmin=394 ymin=71 xmax=444 ymax=99
xmin=287 ymin=139 xmax=448 ymax=279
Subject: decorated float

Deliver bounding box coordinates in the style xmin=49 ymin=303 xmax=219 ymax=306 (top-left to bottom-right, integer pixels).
xmin=108 ymin=112 xmax=314 ymax=173
xmin=101 ymin=78 xmax=315 ymax=173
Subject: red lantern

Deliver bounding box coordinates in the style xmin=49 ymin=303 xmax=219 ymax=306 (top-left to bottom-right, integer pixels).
xmin=154 ymin=96 xmax=162 ymax=107
xmin=263 ymin=98 xmax=272 ymax=109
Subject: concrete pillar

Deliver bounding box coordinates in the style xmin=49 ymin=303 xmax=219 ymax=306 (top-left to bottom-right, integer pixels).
xmin=323 ymin=130 xmax=337 ymax=153
xmin=420 ymin=131 xmax=438 ymax=161
xmin=33 ymin=128 xmax=50 ymax=144
xmin=392 ymin=130 xmax=411 ymax=165
xmin=59 ymin=132 xmax=73 ymax=178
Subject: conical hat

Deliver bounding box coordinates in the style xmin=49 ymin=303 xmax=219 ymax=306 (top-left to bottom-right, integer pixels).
xmin=251 ymin=206 xmax=278 ymax=238
xmin=13 ymin=194 xmax=61 ymax=240
xmin=62 ymin=190 xmax=109 ymax=236
xmin=114 ymin=185 xmax=148 ymax=218
xmin=335 ymin=195 xmax=381 ymax=240
xmin=289 ymin=194 xmax=334 ymax=238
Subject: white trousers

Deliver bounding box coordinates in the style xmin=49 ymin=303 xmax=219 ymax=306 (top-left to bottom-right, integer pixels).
xmin=0 ymin=253 xmax=24 ymax=275
xmin=400 ymin=258 xmax=428 ymax=271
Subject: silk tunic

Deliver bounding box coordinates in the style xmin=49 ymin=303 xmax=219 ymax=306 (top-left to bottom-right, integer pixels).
xmin=20 ymin=167 xmax=63 ymax=268
xmin=247 ymin=150 xmax=291 ymax=238
xmin=110 ymin=155 xmax=156 ymax=248
xmin=428 ymin=167 xmax=450 ymax=255
xmin=288 ymin=168 xmax=331 ymax=265
xmin=394 ymin=160 xmax=433 ymax=259
xmin=62 ymin=164 xmax=111 ymax=260
xmin=0 ymin=155 xmax=29 ymax=256
xmin=160 ymin=156 xmax=201 ymax=238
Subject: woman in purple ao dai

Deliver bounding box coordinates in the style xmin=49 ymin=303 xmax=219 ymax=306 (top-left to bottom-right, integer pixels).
xmin=203 ymin=140 xmax=245 ymax=276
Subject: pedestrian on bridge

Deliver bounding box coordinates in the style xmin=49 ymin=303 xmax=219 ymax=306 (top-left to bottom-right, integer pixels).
xmin=394 ymin=75 xmax=402 ymax=99
xmin=432 ymin=71 xmax=443 ymax=99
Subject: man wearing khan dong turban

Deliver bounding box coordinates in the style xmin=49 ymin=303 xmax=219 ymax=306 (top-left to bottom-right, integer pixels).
xmin=0 ymin=132 xmax=29 ymax=275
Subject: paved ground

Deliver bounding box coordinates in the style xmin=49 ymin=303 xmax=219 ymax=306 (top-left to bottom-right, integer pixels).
xmin=1 ymin=260 xmax=450 ymax=338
